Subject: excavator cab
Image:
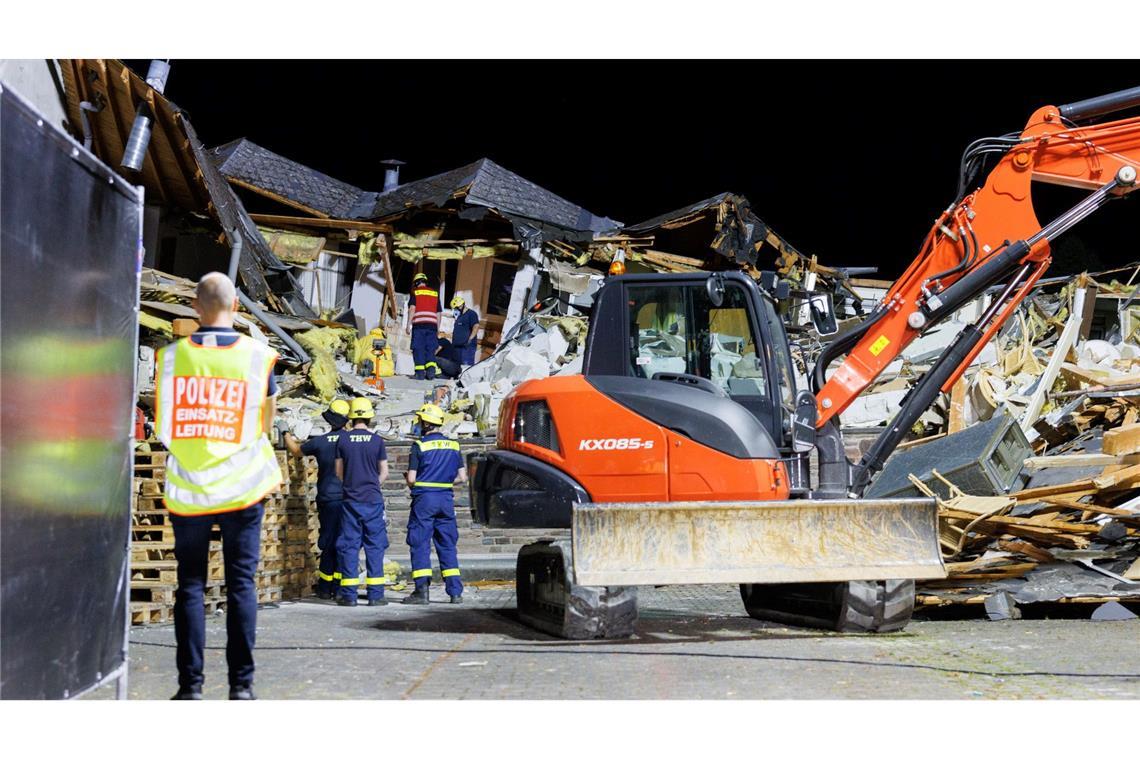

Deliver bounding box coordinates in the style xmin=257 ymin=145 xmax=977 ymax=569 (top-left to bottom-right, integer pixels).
xmin=583 ymin=271 xmax=797 ymax=450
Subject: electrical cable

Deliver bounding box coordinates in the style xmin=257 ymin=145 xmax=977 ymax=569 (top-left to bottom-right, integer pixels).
xmin=127 ymin=638 xmax=1140 ymax=680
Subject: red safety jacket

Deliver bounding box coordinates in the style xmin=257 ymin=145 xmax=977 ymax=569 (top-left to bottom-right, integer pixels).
xmin=412 ymin=286 xmax=440 ymax=327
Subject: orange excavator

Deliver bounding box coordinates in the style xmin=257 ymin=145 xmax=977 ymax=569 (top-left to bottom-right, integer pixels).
xmin=469 ymin=86 xmax=1140 ymax=639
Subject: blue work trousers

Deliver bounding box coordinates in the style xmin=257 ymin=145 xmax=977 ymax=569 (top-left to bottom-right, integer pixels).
xmin=407 ymin=492 xmax=463 ymax=596
xmin=411 ymin=324 xmax=439 ymax=378
xmin=460 ymin=341 xmax=477 ymax=366
xmin=316 ymin=499 xmax=344 ymax=593
xmin=172 ymin=502 xmax=263 ymax=689
xmin=336 ymin=501 xmax=389 ymax=601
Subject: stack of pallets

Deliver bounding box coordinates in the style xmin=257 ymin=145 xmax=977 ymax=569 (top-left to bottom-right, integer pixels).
xmin=129 ymin=446 xmax=320 ymax=626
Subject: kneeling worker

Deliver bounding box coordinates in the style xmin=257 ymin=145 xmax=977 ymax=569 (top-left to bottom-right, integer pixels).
xmin=284 ymin=399 xmax=350 ymax=599
xmin=403 ymin=403 xmax=466 ymax=604
xmin=333 ymin=398 xmax=390 ymax=606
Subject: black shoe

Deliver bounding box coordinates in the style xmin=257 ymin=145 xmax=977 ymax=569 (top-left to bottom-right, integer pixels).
xmin=402 ymin=586 xmax=430 ymax=605
xmin=316 ymin=589 xmax=335 ymax=600
xmin=171 ymin=686 xmax=202 ymax=700
xmin=337 ymin=596 xmax=358 ymax=607
xmin=449 ymin=595 xmax=463 ymax=604
xmin=229 ymin=686 xmax=256 ymax=700
xmin=368 ymin=597 xmax=388 ymax=606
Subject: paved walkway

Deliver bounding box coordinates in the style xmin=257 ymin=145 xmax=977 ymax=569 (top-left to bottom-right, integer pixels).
xmin=114 ymin=584 xmax=1140 ymax=699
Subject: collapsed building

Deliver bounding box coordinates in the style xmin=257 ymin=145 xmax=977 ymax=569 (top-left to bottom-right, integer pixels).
xmin=24 ymin=58 xmax=1140 ymax=620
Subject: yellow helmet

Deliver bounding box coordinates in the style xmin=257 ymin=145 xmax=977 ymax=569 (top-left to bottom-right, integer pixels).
xmin=450 ymin=295 xmax=465 ymax=309
xmin=348 ymin=397 xmax=375 ymax=420
xmin=413 ymin=272 xmax=428 ymax=284
xmin=329 ymin=399 xmax=351 ymax=417
xmin=415 ymin=403 xmax=446 ymax=426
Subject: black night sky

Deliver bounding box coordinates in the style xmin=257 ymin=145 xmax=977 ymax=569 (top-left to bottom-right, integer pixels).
xmin=132 ymin=60 xmax=1138 ymax=279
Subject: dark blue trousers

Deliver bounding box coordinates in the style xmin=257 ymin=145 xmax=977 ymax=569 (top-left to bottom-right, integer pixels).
xmin=336 ymin=501 xmax=389 ymax=601
xmin=411 ymin=324 xmax=439 ymax=378
xmin=316 ymin=499 xmax=344 ymax=594
xmin=460 ymin=341 xmax=477 ymax=366
xmin=407 ymin=492 xmax=463 ymax=596
xmin=172 ymin=502 xmax=263 ymax=689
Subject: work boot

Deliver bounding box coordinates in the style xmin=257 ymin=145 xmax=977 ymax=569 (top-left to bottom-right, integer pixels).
xmin=368 ymin=597 xmax=388 ymax=606
xmin=402 ymin=585 xmax=430 ymax=605
xmin=449 ymin=595 xmax=463 ymax=604
xmin=170 ymin=686 xmax=202 ymax=700
xmin=426 ymin=368 xmax=436 ymax=380
xmin=229 ymin=686 xmax=256 ymax=700
xmin=337 ymin=595 xmax=357 ymax=607
xmin=414 ymin=371 xmax=425 ymax=380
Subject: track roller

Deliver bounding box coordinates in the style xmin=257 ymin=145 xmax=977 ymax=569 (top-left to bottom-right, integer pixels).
xmin=516 ymin=539 xmax=638 ymax=639
xmin=739 ymin=579 xmax=916 ymax=633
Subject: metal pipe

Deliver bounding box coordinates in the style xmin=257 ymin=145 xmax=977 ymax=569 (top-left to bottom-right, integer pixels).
xmin=226 ymin=227 xmax=243 ymax=283
xmin=237 ymin=289 xmax=311 ymax=365
xmin=79 ymin=100 xmax=101 ymax=151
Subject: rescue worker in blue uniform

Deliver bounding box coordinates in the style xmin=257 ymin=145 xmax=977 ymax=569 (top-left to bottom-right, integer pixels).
xmin=408 ymin=272 xmax=440 ymax=380
xmin=333 ymin=398 xmax=390 ymax=606
xmin=402 ymin=403 xmax=467 ymax=604
xmin=448 ymin=295 xmax=480 ymax=367
xmin=283 ymin=399 xmax=350 ymax=599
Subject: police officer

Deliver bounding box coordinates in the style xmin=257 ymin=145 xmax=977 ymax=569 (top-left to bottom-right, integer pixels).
xmin=283 ymin=399 xmax=350 ymax=599
xmin=408 ymin=272 xmax=440 ymax=380
xmin=402 ymin=404 xmax=467 ymax=605
xmin=333 ymin=398 xmax=390 ymax=607
xmin=155 ymin=272 xmax=281 ymax=701
xmin=448 ymin=295 xmax=480 ymax=367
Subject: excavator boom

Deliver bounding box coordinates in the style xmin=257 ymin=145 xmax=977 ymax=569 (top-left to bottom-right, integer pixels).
xmin=816 ymin=89 xmax=1140 ymax=429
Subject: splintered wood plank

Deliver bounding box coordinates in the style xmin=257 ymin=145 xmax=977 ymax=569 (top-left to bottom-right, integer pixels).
xmin=1025 ymin=453 xmax=1140 ymax=471
xmin=948 ymin=377 xmax=968 ymax=434
xmin=1093 ymin=462 xmax=1140 ymax=491
xmin=1010 ymin=480 xmax=1097 ymax=501
xmin=1104 ymin=423 xmax=1140 ymax=456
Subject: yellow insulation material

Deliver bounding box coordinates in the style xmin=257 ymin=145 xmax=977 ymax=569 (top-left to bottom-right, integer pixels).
xmin=296 ymin=327 xmax=357 ymax=402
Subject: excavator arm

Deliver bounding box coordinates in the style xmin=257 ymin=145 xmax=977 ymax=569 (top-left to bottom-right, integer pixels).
xmin=810 ymin=86 xmax=1140 ymax=494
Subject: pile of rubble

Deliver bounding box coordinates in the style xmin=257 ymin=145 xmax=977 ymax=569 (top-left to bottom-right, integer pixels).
xmin=452 ymin=314 xmax=588 ymax=435
xmin=858 ymin=270 xmax=1140 ymax=617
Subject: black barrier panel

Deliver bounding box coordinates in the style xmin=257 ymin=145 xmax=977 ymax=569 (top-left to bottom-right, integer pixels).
xmin=1 ymin=84 xmax=141 ymax=699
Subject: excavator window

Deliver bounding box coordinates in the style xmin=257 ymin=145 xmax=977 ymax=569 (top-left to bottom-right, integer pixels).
xmin=627 ymin=281 xmax=783 ymax=437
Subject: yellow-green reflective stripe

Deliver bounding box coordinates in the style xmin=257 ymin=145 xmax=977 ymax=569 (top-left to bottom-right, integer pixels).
xmin=416 ymin=439 xmax=460 ymax=452
xmin=318 ymin=571 xmax=335 ymax=581
xmin=412 ymin=568 xmax=433 ymax=578
xmin=366 ymin=577 xmax=388 ymax=585
xmin=333 ymin=572 xmax=342 ymax=579
xmin=413 ymin=481 xmax=454 ymax=488
xmin=425 ymin=361 xmax=439 ymax=369
xmin=340 ymin=577 xmax=362 ymax=586
xmin=441 ymin=568 xmax=461 ymax=578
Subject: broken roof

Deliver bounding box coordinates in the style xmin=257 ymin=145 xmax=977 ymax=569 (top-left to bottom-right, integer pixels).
xmin=623 ymin=192 xmax=797 ymax=269
xmin=210 ymin=138 xmax=377 ymax=219
xmin=209 ymin=141 xmax=619 ymax=239
xmin=367 ymin=157 xmax=620 ymax=236
xmin=57 ymin=59 xmax=312 ymax=314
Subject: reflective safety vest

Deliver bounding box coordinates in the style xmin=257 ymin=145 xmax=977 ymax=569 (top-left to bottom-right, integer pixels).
xmin=410 ymin=434 xmax=461 ymax=495
xmin=412 ymin=287 xmax=440 ymax=327
xmin=155 ymin=335 xmax=282 ymax=516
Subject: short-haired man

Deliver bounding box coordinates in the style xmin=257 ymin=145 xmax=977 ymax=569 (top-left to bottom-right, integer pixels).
xmin=155 ymin=272 xmax=281 ymax=700
xmin=333 ymin=398 xmax=391 ymax=606
xmin=284 ymin=399 xmax=351 ymax=599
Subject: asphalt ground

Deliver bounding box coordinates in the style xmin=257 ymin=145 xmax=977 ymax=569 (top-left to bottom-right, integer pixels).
xmin=107 ymin=583 xmax=1140 ymax=700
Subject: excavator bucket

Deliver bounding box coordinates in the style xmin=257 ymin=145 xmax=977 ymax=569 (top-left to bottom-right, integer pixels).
xmin=571 ymin=498 xmax=945 ymax=586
